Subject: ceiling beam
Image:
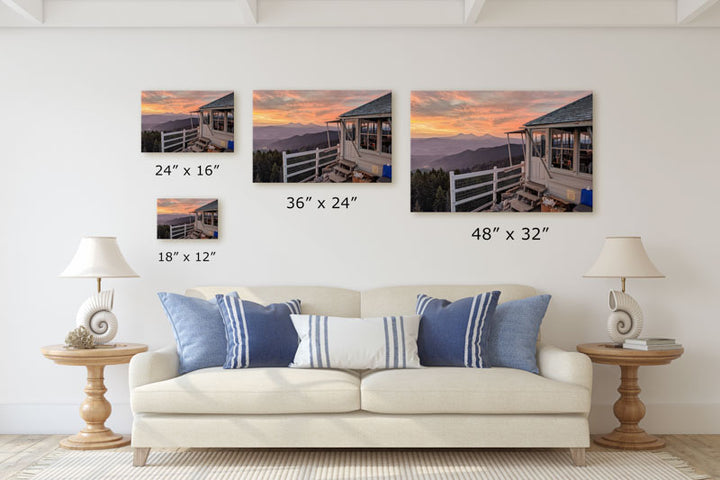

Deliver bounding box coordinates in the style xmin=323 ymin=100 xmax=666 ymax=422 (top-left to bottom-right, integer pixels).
xmin=1 ymin=0 xmax=43 ymax=24
xmin=475 ymin=0 xmax=676 ymax=26
xmin=238 ymin=0 xmax=257 ymax=24
xmin=677 ymin=0 xmax=720 ymax=23
xmin=464 ymin=0 xmax=487 ymax=24
xmin=32 ymin=0 xmax=259 ymax=27
xmin=258 ymin=0 xmax=461 ymax=26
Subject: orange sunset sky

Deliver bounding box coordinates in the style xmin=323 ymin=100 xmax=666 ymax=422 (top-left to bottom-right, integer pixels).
xmin=411 ymin=91 xmax=591 ymax=138
xmin=157 ymin=198 xmax=216 ymax=215
xmin=254 ymin=90 xmax=391 ymax=126
xmin=142 ymin=91 xmax=232 ymax=115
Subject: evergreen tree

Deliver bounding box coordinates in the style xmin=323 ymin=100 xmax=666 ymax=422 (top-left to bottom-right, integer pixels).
xmin=433 ymin=185 xmax=448 ymax=212
xmin=411 ymin=169 xmax=451 ymax=212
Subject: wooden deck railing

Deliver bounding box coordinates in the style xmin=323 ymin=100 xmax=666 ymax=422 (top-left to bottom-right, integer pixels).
xmin=282 ymin=145 xmax=339 ymax=183
xmin=449 ymin=162 xmax=524 ymax=212
xmin=161 ymin=128 xmax=199 ymax=152
xmin=169 ymin=222 xmax=194 ymax=239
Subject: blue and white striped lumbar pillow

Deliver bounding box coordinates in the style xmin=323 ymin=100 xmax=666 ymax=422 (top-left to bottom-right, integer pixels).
xmin=289 ymin=314 xmax=421 ymax=369
xmin=216 ymin=295 xmax=301 ymax=368
xmin=416 ymin=291 xmax=501 ymax=368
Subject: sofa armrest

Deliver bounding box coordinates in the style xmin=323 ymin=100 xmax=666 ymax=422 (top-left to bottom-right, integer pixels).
xmin=129 ymin=345 xmax=179 ymax=390
xmin=536 ymin=343 xmax=593 ymax=392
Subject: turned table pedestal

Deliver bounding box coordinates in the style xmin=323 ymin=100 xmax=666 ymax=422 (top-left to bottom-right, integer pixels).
xmin=41 ymin=343 xmax=148 ymax=450
xmin=577 ymin=342 xmax=683 ymax=450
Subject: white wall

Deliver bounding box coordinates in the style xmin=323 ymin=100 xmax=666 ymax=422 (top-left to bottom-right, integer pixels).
xmin=1 ymin=27 xmax=718 ymax=435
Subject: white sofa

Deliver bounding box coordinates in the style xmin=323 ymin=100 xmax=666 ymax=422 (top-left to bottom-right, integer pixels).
xmin=129 ymin=285 xmax=592 ymax=467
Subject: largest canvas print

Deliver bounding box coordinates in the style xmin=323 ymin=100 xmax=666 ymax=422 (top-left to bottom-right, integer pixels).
xmin=411 ymin=91 xmax=593 ymax=213
xmin=254 ymin=90 xmax=392 ymax=183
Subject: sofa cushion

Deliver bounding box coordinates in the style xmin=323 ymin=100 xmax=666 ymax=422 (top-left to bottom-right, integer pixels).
xmin=290 ymin=314 xmax=421 ymax=370
xmin=360 ymin=367 xmax=590 ymax=414
xmin=132 ymin=367 xmax=360 ymax=414
xmin=360 ymin=284 xmax=536 ymax=318
xmin=187 ymin=286 xmax=361 ymax=317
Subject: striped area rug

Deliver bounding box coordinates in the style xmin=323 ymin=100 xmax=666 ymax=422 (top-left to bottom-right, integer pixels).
xmin=13 ymin=449 xmax=710 ymax=480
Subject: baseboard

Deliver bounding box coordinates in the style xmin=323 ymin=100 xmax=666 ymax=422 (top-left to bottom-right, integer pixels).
xmin=0 ymin=403 xmax=133 ymax=434
xmin=2 ymin=403 xmax=719 ymax=435
xmin=589 ymin=403 xmax=720 ymax=434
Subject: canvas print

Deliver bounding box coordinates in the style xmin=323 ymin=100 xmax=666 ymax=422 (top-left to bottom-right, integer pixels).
xmin=411 ymin=91 xmax=593 ymax=213
xmin=142 ymin=91 xmax=234 ymax=153
xmin=253 ymin=90 xmax=392 ymax=183
xmin=157 ymin=198 xmax=218 ymax=239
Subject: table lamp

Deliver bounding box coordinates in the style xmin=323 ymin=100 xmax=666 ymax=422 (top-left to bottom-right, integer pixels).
xmin=583 ymin=236 xmax=664 ymax=344
xmin=60 ymin=236 xmax=139 ymax=345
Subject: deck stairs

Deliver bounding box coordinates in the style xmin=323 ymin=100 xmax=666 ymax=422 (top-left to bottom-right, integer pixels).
xmin=185 ymin=229 xmax=204 ymax=239
xmin=327 ymin=159 xmax=356 ymax=183
xmin=509 ymin=181 xmax=546 ymax=212
xmin=188 ymin=138 xmax=210 ymax=152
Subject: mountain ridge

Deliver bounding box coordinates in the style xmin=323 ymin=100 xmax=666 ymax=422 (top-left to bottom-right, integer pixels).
xmin=411 ymin=133 xmax=521 ymax=162
xmin=416 ymin=144 xmax=524 ymax=172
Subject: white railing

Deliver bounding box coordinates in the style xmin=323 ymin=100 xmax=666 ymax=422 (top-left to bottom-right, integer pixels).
xmin=449 ymin=162 xmax=524 ymax=212
xmin=169 ymin=222 xmax=194 ymax=239
xmin=282 ymin=145 xmax=339 ymax=183
xmin=161 ymin=128 xmax=199 ymax=152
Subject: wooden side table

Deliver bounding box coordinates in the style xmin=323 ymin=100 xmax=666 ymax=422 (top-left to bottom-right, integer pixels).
xmin=577 ymin=342 xmax=683 ymax=450
xmin=41 ymin=343 xmax=148 ymax=450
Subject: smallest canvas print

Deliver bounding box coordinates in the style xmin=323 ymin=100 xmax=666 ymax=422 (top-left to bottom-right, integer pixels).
xmin=157 ymin=198 xmax=218 ymax=240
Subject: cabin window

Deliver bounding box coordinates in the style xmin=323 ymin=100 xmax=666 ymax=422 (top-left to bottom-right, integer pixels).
xmin=381 ymin=119 xmax=391 ymax=154
xmin=227 ymin=111 xmax=234 ymax=134
xmin=203 ymin=113 xmax=210 ymax=125
xmin=203 ymin=212 xmax=216 ymax=226
xmin=345 ymin=121 xmax=356 ymax=142
xmin=579 ymin=130 xmax=592 ymax=174
xmin=551 ymin=129 xmax=574 ymax=171
xmin=532 ymin=131 xmax=546 ymax=159
xmin=212 ymin=111 xmax=225 ymax=132
xmin=359 ymin=120 xmax=377 ymax=151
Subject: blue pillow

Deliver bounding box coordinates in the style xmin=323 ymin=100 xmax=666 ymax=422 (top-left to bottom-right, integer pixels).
xmin=416 ymin=291 xmax=500 ymax=367
xmin=216 ymin=295 xmax=301 ymax=368
xmin=157 ymin=292 xmax=227 ymax=375
xmin=486 ymin=295 xmax=551 ymax=374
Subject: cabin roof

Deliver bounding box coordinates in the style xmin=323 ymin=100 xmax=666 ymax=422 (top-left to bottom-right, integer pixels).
xmin=199 ymin=93 xmax=234 ymax=110
xmin=339 ymin=93 xmax=392 ymax=118
xmin=194 ymin=199 xmax=218 ymax=212
xmin=524 ymin=94 xmax=592 ymax=127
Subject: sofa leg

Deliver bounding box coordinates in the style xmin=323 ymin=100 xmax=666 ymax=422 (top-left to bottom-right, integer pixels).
xmin=569 ymin=448 xmax=586 ymax=466
xmin=133 ymin=447 xmax=150 ymax=467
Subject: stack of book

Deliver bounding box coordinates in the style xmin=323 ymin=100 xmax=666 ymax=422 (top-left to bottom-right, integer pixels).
xmin=623 ymin=338 xmax=682 ymax=350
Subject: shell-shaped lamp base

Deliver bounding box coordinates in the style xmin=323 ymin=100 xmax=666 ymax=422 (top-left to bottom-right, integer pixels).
xmin=606 ymin=290 xmax=644 ymax=344
xmin=76 ymin=290 xmax=118 ymax=344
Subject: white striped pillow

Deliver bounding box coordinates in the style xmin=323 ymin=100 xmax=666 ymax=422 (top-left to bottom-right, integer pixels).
xmin=290 ymin=314 xmax=421 ymax=369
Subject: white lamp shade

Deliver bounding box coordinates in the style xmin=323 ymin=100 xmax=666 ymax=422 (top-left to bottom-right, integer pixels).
xmin=584 ymin=236 xmax=664 ymax=278
xmin=60 ymin=236 xmax=139 ymax=278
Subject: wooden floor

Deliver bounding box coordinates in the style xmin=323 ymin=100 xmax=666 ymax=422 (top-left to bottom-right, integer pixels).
xmin=0 ymin=434 xmax=718 ymax=479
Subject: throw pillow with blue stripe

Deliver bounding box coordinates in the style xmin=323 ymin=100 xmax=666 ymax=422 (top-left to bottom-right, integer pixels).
xmin=216 ymin=295 xmax=301 ymax=368
xmin=416 ymin=291 xmax=501 ymax=367
xmin=289 ymin=314 xmax=421 ymax=369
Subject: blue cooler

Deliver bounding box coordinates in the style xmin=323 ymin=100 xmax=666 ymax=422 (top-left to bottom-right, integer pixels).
xmin=581 ymin=188 xmax=592 ymax=207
